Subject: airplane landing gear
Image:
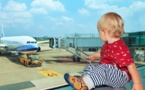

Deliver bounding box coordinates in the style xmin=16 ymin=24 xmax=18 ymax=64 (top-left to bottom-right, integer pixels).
xmin=72 ymin=56 xmax=80 ymax=62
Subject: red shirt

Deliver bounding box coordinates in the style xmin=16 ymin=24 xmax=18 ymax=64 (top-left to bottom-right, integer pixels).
xmin=99 ymin=39 xmax=134 ymax=81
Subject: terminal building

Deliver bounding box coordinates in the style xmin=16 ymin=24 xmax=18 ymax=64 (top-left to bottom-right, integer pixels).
xmin=122 ymin=31 xmax=145 ymax=47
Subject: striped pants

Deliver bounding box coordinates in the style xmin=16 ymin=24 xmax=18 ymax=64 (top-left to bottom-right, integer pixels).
xmin=82 ymin=64 xmax=128 ymax=89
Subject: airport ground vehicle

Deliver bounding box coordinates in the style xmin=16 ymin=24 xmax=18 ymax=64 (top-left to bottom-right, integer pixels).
xmin=19 ymin=56 xmax=43 ymax=67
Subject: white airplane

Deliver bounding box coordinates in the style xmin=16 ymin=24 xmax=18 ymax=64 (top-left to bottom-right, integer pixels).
xmin=0 ymin=36 xmax=40 ymax=55
xmin=0 ymin=26 xmax=41 ymax=57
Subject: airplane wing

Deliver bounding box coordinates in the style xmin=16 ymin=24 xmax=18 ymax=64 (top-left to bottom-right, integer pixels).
xmin=37 ymin=40 xmax=49 ymax=44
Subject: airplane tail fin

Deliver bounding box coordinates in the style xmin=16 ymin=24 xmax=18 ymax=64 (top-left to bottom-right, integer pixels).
xmin=1 ymin=25 xmax=5 ymax=37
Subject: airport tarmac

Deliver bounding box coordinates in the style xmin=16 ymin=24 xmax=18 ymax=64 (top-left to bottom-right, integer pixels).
xmin=0 ymin=43 xmax=95 ymax=90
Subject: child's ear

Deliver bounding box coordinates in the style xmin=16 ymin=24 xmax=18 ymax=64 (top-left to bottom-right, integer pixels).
xmin=102 ymin=29 xmax=106 ymax=36
xmin=103 ymin=29 xmax=110 ymax=36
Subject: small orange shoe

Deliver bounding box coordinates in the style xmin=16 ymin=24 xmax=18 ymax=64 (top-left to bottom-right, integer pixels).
xmin=64 ymin=73 xmax=87 ymax=90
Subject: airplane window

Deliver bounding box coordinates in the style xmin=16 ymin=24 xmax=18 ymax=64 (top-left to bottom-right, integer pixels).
xmin=27 ymin=41 xmax=30 ymax=44
xmin=32 ymin=41 xmax=36 ymax=43
xmin=31 ymin=41 xmax=34 ymax=43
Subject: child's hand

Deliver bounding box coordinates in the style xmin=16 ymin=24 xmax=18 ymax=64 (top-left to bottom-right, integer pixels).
xmin=85 ymin=52 xmax=100 ymax=63
xmin=85 ymin=56 xmax=94 ymax=63
xmin=132 ymin=83 xmax=143 ymax=90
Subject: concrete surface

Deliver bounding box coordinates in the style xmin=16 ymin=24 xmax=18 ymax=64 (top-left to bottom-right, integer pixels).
xmin=0 ymin=43 xmax=90 ymax=90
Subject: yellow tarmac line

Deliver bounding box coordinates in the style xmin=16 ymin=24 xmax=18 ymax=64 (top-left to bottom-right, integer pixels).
xmin=37 ymin=67 xmax=62 ymax=78
xmin=39 ymin=70 xmax=62 ymax=78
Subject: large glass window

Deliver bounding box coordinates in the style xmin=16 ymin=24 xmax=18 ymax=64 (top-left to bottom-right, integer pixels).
xmin=140 ymin=36 xmax=145 ymax=45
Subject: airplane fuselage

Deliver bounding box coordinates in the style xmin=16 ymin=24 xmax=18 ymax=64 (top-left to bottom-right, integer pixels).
xmin=0 ymin=36 xmax=39 ymax=55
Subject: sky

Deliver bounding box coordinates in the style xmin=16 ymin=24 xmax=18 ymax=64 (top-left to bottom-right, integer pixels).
xmin=0 ymin=0 xmax=145 ymax=37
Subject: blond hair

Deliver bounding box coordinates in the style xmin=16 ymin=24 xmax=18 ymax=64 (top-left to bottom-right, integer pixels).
xmin=97 ymin=12 xmax=124 ymax=38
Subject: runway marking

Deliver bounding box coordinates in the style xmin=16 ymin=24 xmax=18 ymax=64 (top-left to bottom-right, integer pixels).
xmin=39 ymin=70 xmax=61 ymax=78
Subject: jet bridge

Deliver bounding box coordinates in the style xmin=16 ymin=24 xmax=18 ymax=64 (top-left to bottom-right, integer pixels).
xmin=63 ymin=33 xmax=104 ymax=62
xmin=49 ymin=33 xmax=104 ymax=63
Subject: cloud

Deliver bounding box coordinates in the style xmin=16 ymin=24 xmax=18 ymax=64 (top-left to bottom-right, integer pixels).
xmin=78 ymin=8 xmax=90 ymax=15
xmin=0 ymin=0 xmax=32 ymax=27
xmin=83 ymin=0 xmax=145 ymax=18
xmin=4 ymin=0 xmax=27 ymax=12
xmin=45 ymin=15 xmax=74 ymax=26
xmin=30 ymin=7 xmax=48 ymax=14
xmin=30 ymin=0 xmax=65 ymax=14
xmin=129 ymin=1 xmax=145 ymax=12
xmin=62 ymin=16 xmax=74 ymax=21
xmin=46 ymin=16 xmax=73 ymax=22
xmin=84 ymin=0 xmax=145 ymax=13
xmin=84 ymin=0 xmax=145 ymax=32
xmin=84 ymin=0 xmax=110 ymax=9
